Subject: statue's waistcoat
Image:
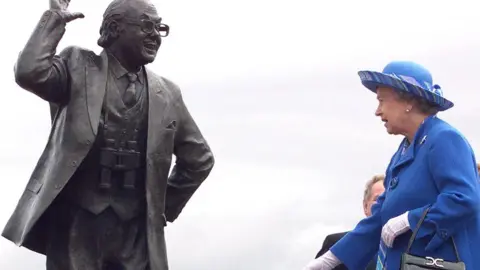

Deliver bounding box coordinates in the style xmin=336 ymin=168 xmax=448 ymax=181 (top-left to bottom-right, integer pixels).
xmin=61 ymin=68 xmax=149 ymax=221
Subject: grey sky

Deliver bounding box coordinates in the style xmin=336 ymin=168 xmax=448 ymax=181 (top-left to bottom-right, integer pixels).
xmin=1 ymin=0 xmax=479 ymax=269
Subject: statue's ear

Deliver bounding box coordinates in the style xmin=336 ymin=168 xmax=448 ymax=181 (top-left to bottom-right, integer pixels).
xmin=106 ymin=20 xmax=121 ymax=39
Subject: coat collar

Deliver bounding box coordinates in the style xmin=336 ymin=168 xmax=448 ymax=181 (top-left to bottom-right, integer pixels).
xmin=391 ymin=115 xmax=437 ymax=172
xmin=107 ymin=52 xmax=145 ymax=84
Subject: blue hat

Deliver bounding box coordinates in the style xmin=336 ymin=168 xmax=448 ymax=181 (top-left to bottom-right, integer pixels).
xmin=358 ymin=61 xmax=453 ymax=111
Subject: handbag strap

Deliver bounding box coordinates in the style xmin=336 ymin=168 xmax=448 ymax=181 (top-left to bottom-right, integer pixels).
xmin=405 ymin=207 xmax=461 ymax=262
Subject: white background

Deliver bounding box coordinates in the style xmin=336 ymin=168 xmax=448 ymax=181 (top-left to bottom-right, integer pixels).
xmin=0 ymin=0 xmax=479 ymax=269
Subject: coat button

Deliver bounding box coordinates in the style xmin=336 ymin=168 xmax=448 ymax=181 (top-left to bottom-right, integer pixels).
xmin=439 ymin=230 xmax=448 ymax=239
xmin=389 ymin=177 xmax=399 ymax=190
xmin=55 ymin=184 xmax=62 ymax=189
xmin=72 ymin=161 xmax=77 ymax=167
xmin=86 ymin=140 xmax=91 ymax=145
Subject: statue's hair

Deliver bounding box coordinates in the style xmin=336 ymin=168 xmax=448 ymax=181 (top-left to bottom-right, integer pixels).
xmin=97 ymin=0 xmax=129 ymax=48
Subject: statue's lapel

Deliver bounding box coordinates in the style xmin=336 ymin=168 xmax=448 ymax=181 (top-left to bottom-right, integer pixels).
xmin=145 ymin=68 xmax=170 ymax=156
xmin=85 ymin=50 xmax=108 ymax=136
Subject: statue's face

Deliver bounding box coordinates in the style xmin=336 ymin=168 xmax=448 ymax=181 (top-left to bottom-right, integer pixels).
xmin=115 ymin=1 xmax=169 ymax=66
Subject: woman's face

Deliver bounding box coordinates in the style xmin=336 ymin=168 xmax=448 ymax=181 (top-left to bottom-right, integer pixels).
xmin=375 ymin=87 xmax=411 ymax=135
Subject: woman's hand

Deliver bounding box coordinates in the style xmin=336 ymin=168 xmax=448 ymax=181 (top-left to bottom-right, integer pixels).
xmin=381 ymin=211 xmax=410 ymax=247
xmin=302 ymin=251 xmax=340 ymax=270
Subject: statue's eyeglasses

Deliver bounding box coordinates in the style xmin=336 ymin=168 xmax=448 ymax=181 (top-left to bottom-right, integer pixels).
xmin=124 ymin=19 xmax=170 ymax=37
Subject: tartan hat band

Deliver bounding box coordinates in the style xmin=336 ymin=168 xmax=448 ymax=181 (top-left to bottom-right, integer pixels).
xmin=358 ymin=61 xmax=454 ymax=111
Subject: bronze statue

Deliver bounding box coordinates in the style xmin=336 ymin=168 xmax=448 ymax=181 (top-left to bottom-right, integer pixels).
xmin=2 ymin=0 xmax=215 ymax=269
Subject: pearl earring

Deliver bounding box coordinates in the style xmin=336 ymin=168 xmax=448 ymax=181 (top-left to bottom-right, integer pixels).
xmin=406 ymin=108 xmax=410 ymax=112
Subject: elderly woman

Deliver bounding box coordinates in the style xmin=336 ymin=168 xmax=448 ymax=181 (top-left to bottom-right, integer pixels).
xmin=303 ymin=61 xmax=480 ymax=270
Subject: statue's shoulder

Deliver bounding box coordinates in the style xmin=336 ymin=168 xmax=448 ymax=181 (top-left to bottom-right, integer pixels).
xmin=145 ymin=68 xmax=182 ymax=98
xmin=160 ymin=76 xmax=183 ymax=101
xmin=58 ymin=46 xmax=102 ymax=65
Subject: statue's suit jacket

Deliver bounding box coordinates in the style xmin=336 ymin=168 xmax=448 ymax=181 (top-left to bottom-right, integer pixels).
xmin=2 ymin=10 xmax=214 ymax=270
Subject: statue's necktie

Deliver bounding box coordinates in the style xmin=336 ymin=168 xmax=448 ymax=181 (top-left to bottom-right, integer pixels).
xmin=123 ymin=73 xmax=138 ymax=107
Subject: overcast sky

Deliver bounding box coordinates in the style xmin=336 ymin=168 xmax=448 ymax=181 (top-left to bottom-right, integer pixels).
xmin=0 ymin=0 xmax=479 ymax=269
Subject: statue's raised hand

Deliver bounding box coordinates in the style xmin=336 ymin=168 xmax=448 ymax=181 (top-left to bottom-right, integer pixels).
xmin=50 ymin=0 xmax=84 ymax=23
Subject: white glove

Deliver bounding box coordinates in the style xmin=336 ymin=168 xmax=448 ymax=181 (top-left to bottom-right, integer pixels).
xmin=381 ymin=211 xmax=410 ymax=247
xmin=302 ymin=251 xmax=341 ymax=270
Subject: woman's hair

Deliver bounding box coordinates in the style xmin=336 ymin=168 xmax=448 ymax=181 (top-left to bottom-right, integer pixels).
xmin=395 ymin=91 xmax=439 ymax=115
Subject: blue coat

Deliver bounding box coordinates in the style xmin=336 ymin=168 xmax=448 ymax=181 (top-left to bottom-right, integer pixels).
xmin=330 ymin=115 xmax=480 ymax=269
